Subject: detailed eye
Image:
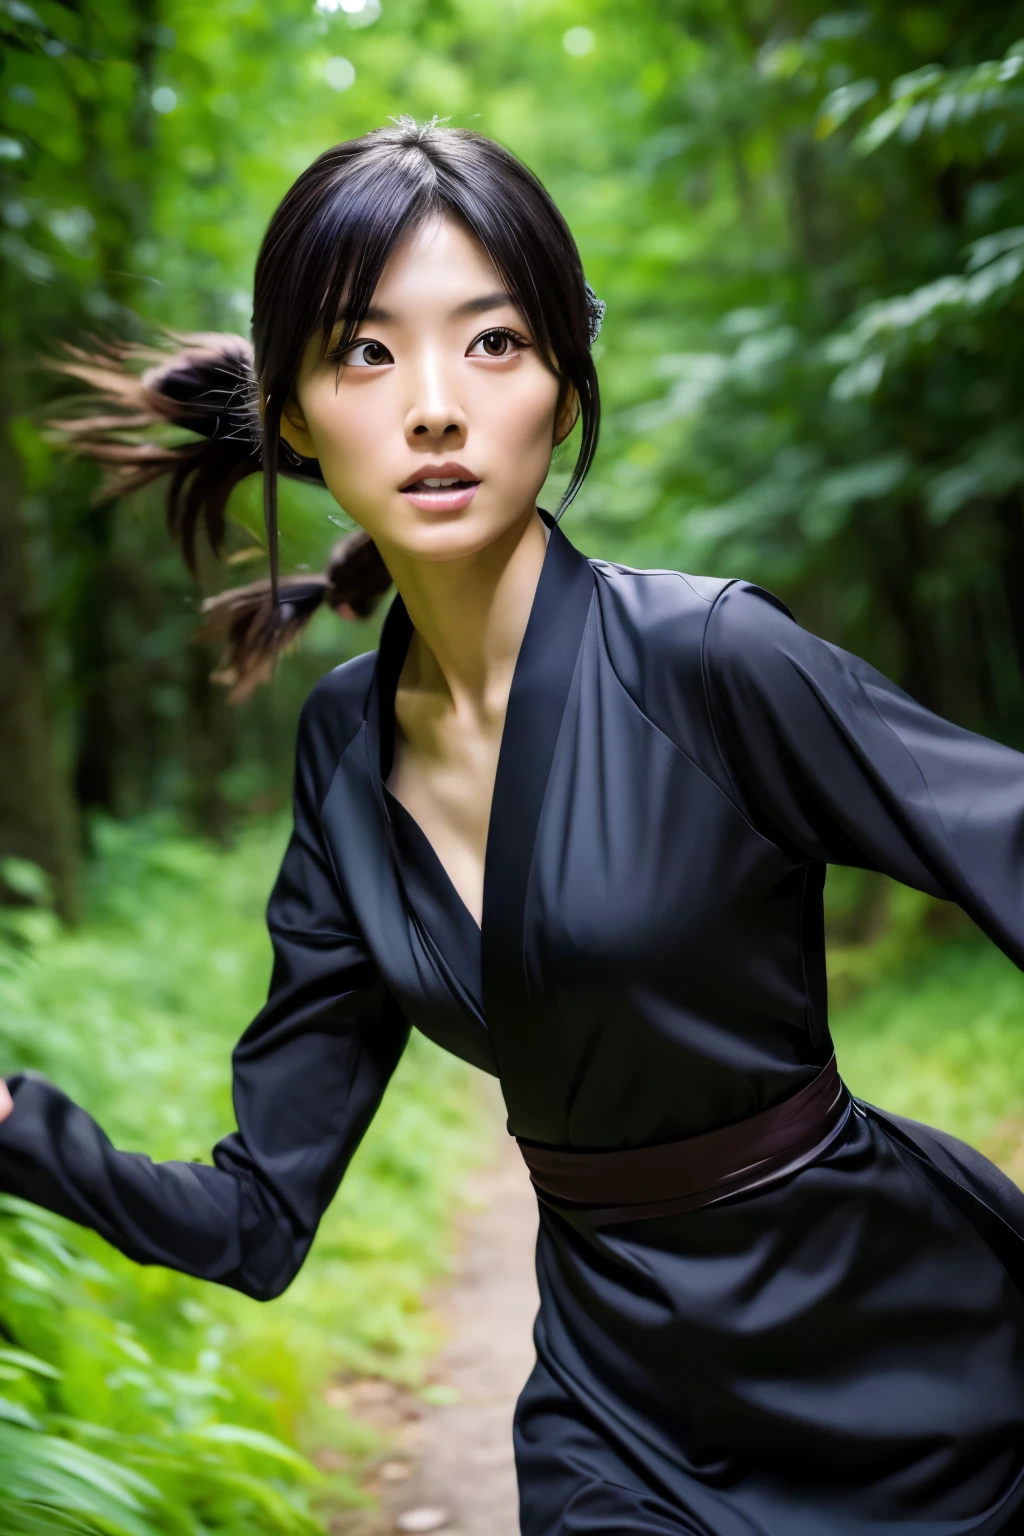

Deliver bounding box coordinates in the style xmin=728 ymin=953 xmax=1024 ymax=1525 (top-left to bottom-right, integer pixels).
xmin=340 ymin=339 xmax=393 ymax=368
xmin=468 ymin=327 xmax=529 ymax=359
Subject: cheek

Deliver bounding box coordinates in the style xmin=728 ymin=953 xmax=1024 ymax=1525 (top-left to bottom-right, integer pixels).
xmin=300 ymin=378 xmax=386 ymax=480
xmin=480 ymin=371 xmax=561 ymax=454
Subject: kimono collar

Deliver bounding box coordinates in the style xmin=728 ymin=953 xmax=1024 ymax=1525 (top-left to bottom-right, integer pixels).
xmin=368 ymin=509 xmax=593 ymax=787
xmin=366 ymin=510 xmax=596 ymax=1048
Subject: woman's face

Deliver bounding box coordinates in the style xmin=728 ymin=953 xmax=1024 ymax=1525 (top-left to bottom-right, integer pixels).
xmin=280 ymin=213 xmax=575 ymax=566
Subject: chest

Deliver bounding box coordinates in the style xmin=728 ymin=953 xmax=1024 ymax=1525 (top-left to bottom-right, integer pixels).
xmin=387 ymin=687 xmax=504 ymax=929
xmin=347 ymin=645 xmax=800 ymax=1000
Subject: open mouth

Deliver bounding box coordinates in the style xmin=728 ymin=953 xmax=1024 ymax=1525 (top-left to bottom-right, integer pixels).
xmin=402 ymin=476 xmax=479 ymax=493
xmin=400 ymin=476 xmax=481 ymax=511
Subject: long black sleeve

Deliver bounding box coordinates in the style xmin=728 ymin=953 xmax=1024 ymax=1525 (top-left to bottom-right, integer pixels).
xmin=0 ymin=685 xmax=408 ymax=1301
xmin=701 ymin=581 xmax=1024 ymax=972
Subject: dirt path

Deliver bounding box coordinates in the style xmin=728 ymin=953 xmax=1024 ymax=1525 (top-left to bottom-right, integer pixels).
xmin=334 ymin=1090 xmax=540 ymax=1536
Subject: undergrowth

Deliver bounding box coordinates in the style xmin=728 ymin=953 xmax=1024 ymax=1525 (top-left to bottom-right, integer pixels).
xmin=0 ymin=816 xmax=490 ymax=1534
xmin=827 ymin=869 xmax=1024 ymax=1168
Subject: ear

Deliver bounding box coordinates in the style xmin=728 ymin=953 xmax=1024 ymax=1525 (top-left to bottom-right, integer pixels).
xmin=263 ymin=385 xmax=318 ymax=459
xmin=554 ymin=383 xmax=580 ymax=447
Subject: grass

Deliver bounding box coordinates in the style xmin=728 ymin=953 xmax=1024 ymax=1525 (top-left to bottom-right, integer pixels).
xmin=0 ymin=814 xmax=492 ymax=1533
xmin=831 ymin=936 xmax=1024 ymax=1173
xmin=827 ymin=873 xmax=1024 ymax=1173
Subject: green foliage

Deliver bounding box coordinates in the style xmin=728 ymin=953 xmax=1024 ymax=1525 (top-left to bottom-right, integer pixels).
xmin=0 ymin=818 xmax=489 ymax=1531
xmin=0 ymin=1198 xmax=324 ymax=1536
xmin=571 ymin=1 xmax=1024 ymax=743
xmin=832 ymin=928 xmax=1024 ymax=1157
xmin=9 ymin=0 xmax=1024 ymax=839
xmin=6 ymin=0 xmax=1024 ymax=1520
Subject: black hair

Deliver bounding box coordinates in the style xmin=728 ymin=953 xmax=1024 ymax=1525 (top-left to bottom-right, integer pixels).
xmin=49 ymin=117 xmax=601 ymax=698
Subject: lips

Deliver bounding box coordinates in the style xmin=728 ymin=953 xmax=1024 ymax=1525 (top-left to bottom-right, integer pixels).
xmin=403 ymin=475 xmax=477 ymax=491
xmin=399 ymin=461 xmax=479 ymax=492
xmin=399 ymin=464 xmax=481 ymax=515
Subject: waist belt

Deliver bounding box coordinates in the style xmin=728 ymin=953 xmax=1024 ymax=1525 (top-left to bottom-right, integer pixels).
xmin=515 ymin=1055 xmax=852 ymax=1225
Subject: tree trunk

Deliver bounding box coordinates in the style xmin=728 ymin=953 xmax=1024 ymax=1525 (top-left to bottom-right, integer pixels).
xmin=0 ymin=371 xmax=79 ymax=921
xmin=66 ymin=0 xmax=159 ymax=822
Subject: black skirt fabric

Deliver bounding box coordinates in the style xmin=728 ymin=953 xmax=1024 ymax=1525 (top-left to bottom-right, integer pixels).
xmin=4 ymin=515 xmax=1024 ymax=1531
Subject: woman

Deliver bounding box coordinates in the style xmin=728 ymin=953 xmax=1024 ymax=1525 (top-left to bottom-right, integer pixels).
xmin=3 ymin=117 xmax=1024 ymax=1534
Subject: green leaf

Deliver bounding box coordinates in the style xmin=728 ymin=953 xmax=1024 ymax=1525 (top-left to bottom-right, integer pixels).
xmin=0 ymin=1397 xmax=42 ymax=1430
xmin=0 ymin=858 xmax=52 ymax=906
xmin=0 ymin=1424 xmax=162 ymax=1536
xmin=817 ymin=78 xmax=878 ymax=137
xmin=830 ymin=353 xmax=885 ymax=400
xmin=890 ymin=64 xmax=945 ymax=100
xmin=897 ymin=99 xmax=931 ymax=143
xmin=187 ymin=1420 xmax=320 ymax=1474
xmin=0 ymin=1348 xmax=62 ymax=1381
xmin=965 ymin=226 xmax=1024 ymax=272
xmin=854 ymin=99 xmax=911 ymax=154
xmin=927 ymin=92 xmax=959 ymax=133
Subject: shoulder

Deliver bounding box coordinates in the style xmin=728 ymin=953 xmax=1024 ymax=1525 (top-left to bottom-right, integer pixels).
xmin=589 ymin=555 xmax=739 ymax=635
xmin=588 ymin=556 xmax=728 ymax=696
xmin=302 ymin=648 xmax=377 ymax=731
xmin=702 ymin=579 xmax=799 ymax=681
xmin=587 ymin=557 xmax=811 ymax=770
xmin=703 ymin=577 xmax=797 ymax=648
xmin=295 ymin=647 xmax=377 ymax=804
xmin=585 ymin=556 xmax=749 ymax=767
xmin=700 ymin=579 xmax=850 ymax=717
xmin=589 ymin=555 xmax=797 ymax=654
xmin=588 ymin=554 xmax=796 ymax=691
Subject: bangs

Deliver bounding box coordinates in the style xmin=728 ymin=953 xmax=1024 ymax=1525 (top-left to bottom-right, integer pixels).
xmin=314 ymin=152 xmax=442 ymax=360
xmin=255 ymin=125 xmax=590 ymax=391
xmin=254 ymin=141 xmax=438 ymax=380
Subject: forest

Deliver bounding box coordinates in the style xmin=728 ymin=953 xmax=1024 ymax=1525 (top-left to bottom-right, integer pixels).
xmin=3 ymin=0 xmax=1024 ymax=1529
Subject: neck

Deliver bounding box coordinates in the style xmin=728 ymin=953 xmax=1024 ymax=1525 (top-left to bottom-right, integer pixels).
xmin=381 ymin=508 xmax=550 ymax=717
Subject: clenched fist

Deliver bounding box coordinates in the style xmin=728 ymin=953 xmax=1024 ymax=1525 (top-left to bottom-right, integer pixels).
xmin=0 ymin=1080 xmax=12 ymax=1124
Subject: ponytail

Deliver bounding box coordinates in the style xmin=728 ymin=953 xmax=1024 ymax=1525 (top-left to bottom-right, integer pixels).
xmin=49 ymin=334 xmax=262 ymax=574
xmin=199 ymin=527 xmax=393 ymax=702
xmin=47 ymin=332 xmax=393 ymax=697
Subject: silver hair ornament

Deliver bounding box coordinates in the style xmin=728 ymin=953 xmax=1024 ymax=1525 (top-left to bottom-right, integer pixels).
xmin=585 ymin=281 xmax=606 ymax=347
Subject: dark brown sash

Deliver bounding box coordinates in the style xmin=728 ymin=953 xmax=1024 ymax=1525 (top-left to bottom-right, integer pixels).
xmin=516 ymin=1055 xmax=852 ymax=1225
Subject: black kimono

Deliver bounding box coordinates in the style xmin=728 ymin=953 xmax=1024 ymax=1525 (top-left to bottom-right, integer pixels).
xmin=4 ymin=516 xmax=1024 ymax=1534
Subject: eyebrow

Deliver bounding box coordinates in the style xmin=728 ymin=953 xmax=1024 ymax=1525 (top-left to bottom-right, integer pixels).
xmin=353 ymin=290 xmax=518 ymax=324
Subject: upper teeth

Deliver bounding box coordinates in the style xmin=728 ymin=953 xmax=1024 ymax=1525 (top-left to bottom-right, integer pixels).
xmin=421 ymin=477 xmax=461 ymax=487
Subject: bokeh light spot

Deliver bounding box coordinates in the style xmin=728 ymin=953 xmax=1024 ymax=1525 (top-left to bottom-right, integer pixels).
xmin=324 ymin=56 xmax=356 ymax=91
xmin=563 ymin=26 xmax=595 ymax=57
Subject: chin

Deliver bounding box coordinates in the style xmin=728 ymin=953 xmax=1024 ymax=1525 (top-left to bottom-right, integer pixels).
xmin=403 ymin=523 xmax=504 ymax=563
xmin=385 ymin=500 xmax=536 ymax=563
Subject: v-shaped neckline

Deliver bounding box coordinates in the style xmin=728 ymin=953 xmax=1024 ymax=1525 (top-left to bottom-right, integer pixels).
xmin=374 ymin=513 xmax=557 ymax=937
xmin=383 ymin=784 xmax=482 ymax=939
xmin=367 ymin=509 xmax=596 ymax=1050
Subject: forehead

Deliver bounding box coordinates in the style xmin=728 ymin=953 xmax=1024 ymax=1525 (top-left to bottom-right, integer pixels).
xmin=369 ymin=212 xmax=507 ymax=312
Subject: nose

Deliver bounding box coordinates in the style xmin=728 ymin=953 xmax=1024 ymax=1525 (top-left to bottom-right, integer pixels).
xmin=404 ymin=348 xmax=467 ymax=443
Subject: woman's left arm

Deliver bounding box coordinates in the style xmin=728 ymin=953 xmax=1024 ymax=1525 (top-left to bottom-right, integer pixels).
xmin=702 ymin=580 xmax=1024 ymax=969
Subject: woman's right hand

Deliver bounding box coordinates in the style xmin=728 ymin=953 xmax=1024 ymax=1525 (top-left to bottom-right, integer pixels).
xmin=0 ymin=1079 xmax=13 ymax=1124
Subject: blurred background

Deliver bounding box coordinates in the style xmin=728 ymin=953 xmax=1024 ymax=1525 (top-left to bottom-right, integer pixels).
xmin=4 ymin=0 xmax=1024 ymax=1531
